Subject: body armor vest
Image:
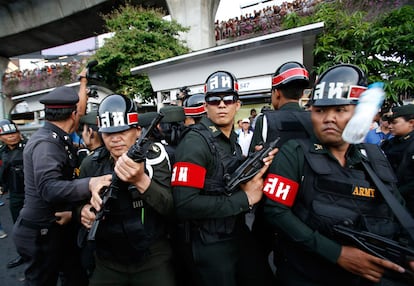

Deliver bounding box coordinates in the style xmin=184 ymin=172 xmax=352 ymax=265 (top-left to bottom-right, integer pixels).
xmin=263 ymin=110 xmax=312 ymax=147
xmin=86 ymin=143 xmax=168 ymax=264
xmin=0 ymin=141 xmax=26 ymax=194
xmin=186 ymin=124 xmax=245 ymax=243
xmin=276 ymin=139 xmax=398 ymax=284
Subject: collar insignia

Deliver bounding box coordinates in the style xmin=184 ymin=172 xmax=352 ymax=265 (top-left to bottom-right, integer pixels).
xmin=209 ymin=126 xmax=218 ymax=133
xmin=313 ymin=144 xmax=323 ymax=151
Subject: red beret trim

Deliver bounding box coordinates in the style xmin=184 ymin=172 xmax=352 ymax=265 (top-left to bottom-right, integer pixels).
xmin=184 ymin=106 xmax=206 ymax=116
xmin=272 ymin=68 xmax=309 ymax=87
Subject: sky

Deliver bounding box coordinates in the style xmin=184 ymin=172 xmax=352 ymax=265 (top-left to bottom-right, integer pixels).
xmin=42 ymin=0 xmax=286 ymax=56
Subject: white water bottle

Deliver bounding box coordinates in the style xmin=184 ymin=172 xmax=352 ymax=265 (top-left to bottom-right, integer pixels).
xmin=342 ymin=82 xmax=385 ymax=144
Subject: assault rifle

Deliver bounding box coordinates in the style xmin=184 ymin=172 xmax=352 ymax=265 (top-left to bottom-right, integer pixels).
xmin=333 ymin=224 xmax=414 ymax=281
xmin=88 ymin=112 xmax=164 ymax=241
xmin=224 ymin=137 xmax=280 ymax=195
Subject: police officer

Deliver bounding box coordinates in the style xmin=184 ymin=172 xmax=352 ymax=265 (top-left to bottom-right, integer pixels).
xmin=12 ymin=86 xmax=111 ymax=286
xmin=0 ymin=119 xmax=26 ymax=268
xmin=171 ymin=70 xmax=276 ymax=286
xmin=249 ymin=61 xmax=312 ymax=152
xmin=182 ymin=93 xmax=206 ymax=126
xmin=263 ymin=64 xmax=411 ymax=285
xmin=381 ymin=104 xmax=414 ymax=216
xmin=79 ymin=94 xmax=175 ymax=286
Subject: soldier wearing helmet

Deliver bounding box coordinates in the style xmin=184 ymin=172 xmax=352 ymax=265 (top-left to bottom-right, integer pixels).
xmin=182 ymin=93 xmax=206 ymax=126
xmin=263 ymin=64 xmax=412 ymax=284
xmin=171 ymin=71 xmax=276 ymax=286
xmin=381 ymin=104 xmax=414 ymax=216
xmin=0 ymin=119 xmax=27 ymax=268
xmin=78 ymin=94 xmax=175 ymax=285
xmin=249 ymin=61 xmax=313 ymax=152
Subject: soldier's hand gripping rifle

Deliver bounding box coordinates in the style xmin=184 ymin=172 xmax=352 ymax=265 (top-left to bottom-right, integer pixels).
xmin=333 ymin=224 xmax=414 ymax=281
xmin=224 ymin=137 xmax=280 ymax=195
xmin=88 ymin=112 xmax=164 ymax=241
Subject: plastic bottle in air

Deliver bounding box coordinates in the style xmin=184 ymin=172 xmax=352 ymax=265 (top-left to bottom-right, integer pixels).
xmin=342 ymin=82 xmax=385 ymax=144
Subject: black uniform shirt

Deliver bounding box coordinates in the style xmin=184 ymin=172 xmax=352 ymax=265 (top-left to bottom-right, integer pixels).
xmin=20 ymin=122 xmax=90 ymax=223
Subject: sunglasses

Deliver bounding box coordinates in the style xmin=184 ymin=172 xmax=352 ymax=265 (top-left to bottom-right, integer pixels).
xmin=205 ymin=95 xmax=238 ymax=106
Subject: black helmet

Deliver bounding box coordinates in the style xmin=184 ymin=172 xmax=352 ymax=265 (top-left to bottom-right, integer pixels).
xmin=272 ymin=61 xmax=309 ymax=89
xmin=0 ymin=119 xmax=18 ymax=135
xmin=98 ymin=94 xmax=138 ymax=133
xmin=183 ymin=93 xmax=206 ymax=117
xmin=310 ymin=64 xmax=368 ymax=107
xmin=204 ymin=71 xmax=239 ymax=97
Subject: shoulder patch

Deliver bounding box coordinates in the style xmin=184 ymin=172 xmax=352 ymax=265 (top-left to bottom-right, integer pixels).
xmin=171 ymin=162 xmax=206 ymax=188
xmin=263 ymin=173 xmax=299 ymax=207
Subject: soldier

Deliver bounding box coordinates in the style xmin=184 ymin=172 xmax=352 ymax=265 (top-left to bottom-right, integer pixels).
xmin=171 ymin=70 xmax=276 ymax=286
xmin=0 ymin=119 xmax=26 ymax=268
xmin=249 ymin=61 xmax=312 ymax=152
xmin=381 ymin=104 xmax=414 ymax=216
xmin=263 ymin=64 xmax=412 ymax=285
xmin=182 ymin=93 xmax=206 ymax=126
xmin=79 ymin=94 xmax=175 ymax=286
xmin=12 ymin=86 xmax=111 ymax=286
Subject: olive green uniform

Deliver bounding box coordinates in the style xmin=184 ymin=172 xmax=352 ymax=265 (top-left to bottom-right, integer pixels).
xmin=78 ymin=143 xmax=175 ymax=286
xmin=263 ymin=138 xmax=408 ymax=285
xmin=172 ymin=116 xmax=274 ymax=286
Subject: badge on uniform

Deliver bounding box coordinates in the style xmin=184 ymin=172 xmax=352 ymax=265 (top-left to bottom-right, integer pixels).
xmin=263 ymin=174 xmax=299 ymax=207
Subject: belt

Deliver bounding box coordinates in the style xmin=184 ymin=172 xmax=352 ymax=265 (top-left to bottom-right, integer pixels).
xmin=20 ymin=218 xmax=55 ymax=232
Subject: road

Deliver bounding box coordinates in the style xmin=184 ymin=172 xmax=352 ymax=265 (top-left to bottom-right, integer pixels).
xmin=0 ymin=194 xmax=25 ymax=285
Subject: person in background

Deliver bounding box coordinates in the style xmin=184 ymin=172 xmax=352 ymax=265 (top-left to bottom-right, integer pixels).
xmin=12 ymin=85 xmax=111 ymax=286
xmin=0 ymin=119 xmax=27 ymax=268
xmin=183 ymin=93 xmax=206 ymax=126
xmin=364 ymin=113 xmax=392 ymax=145
xmin=238 ymin=118 xmax=253 ymax=157
xmin=381 ymin=104 xmax=414 ymax=216
xmin=0 ymin=218 xmax=7 ymax=238
xmin=78 ymin=94 xmax=175 ymax=286
xmin=249 ymin=108 xmax=258 ymax=129
xmin=263 ymin=64 xmax=411 ymax=285
xmin=172 ymin=70 xmax=276 ymax=286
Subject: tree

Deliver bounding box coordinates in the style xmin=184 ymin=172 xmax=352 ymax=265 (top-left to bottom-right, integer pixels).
xmin=92 ymin=4 xmax=189 ymax=103
xmin=282 ymin=0 xmax=413 ymax=104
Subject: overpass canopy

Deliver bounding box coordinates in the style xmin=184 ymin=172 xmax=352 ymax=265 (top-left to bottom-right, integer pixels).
xmin=131 ymin=22 xmax=324 ymax=99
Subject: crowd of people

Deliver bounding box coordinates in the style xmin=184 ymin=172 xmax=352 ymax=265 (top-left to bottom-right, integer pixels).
xmin=215 ymin=0 xmax=325 ymax=41
xmin=0 ymin=60 xmax=413 ymax=286
xmin=1 ymin=0 xmax=331 ymax=99
xmin=2 ymin=60 xmax=86 ymax=97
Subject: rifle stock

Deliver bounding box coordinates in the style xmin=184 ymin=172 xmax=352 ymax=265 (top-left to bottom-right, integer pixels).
xmin=224 ymin=137 xmax=280 ymax=195
xmin=333 ymin=224 xmax=414 ymax=281
xmin=87 ymin=112 xmax=164 ymax=241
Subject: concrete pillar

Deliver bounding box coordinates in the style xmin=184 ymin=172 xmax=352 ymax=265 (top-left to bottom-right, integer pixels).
xmin=166 ymin=0 xmax=220 ymax=51
xmin=0 ymin=57 xmax=10 ymax=119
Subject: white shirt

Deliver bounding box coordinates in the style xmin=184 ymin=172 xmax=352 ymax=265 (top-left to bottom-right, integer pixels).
xmin=238 ymin=130 xmax=253 ymax=157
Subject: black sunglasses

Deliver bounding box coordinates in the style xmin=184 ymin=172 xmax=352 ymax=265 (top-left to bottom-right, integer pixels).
xmin=205 ymin=95 xmax=237 ymax=106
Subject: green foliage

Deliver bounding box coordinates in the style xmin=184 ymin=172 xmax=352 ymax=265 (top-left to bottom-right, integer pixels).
xmin=93 ymin=4 xmax=189 ymax=103
xmin=282 ymin=0 xmax=413 ymax=103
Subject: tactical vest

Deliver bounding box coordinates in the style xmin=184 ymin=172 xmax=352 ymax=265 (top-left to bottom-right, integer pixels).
xmin=87 ymin=143 xmax=169 ymax=264
xmin=277 ymin=139 xmax=398 ymax=283
xmin=0 ymin=141 xmax=26 ymax=194
xmin=184 ymin=124 xmax=245 ymax=244
xmin=263 ymin=110 xmax=312 ymax=147
xmin=294 ymin=139 xmax=397 ymax=237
